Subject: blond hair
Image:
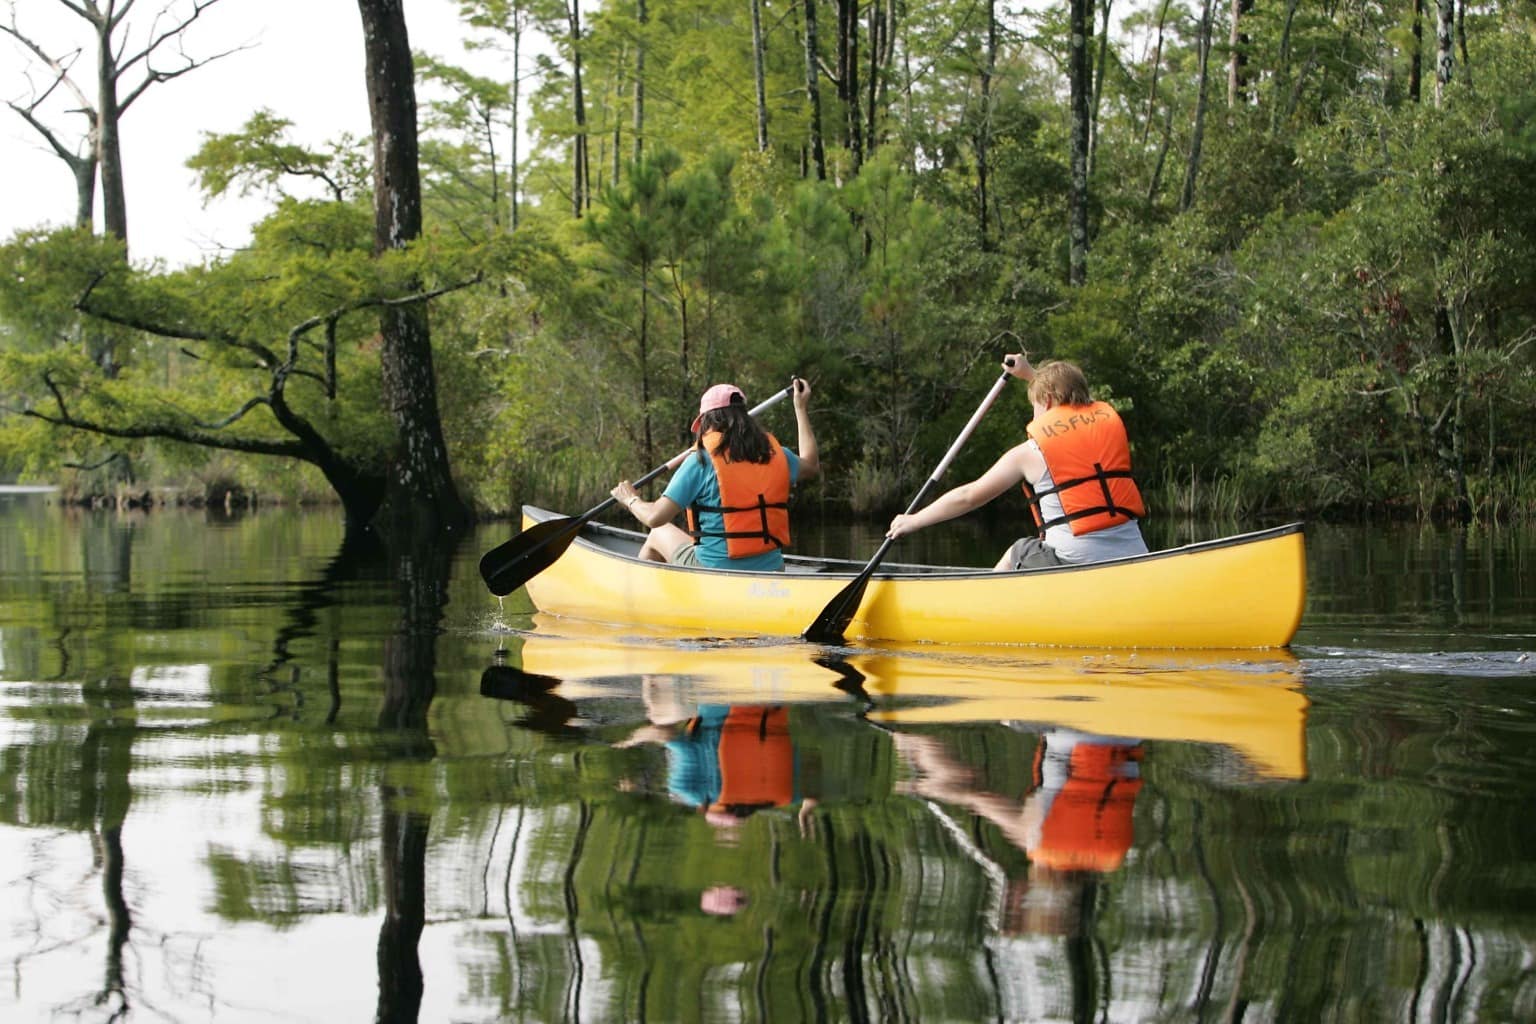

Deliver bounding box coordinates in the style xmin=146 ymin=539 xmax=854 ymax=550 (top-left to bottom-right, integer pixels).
xmin=1028 ymin=361 xmax=1092 ymax=407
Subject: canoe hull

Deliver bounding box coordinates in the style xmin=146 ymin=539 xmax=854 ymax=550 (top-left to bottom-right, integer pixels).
xmin=519 ymin=507 xmax=1306 ymax=649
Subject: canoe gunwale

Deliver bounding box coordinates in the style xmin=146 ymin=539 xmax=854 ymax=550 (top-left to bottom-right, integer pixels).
xmin=522 ymin=504 xmax=1306 ymax=582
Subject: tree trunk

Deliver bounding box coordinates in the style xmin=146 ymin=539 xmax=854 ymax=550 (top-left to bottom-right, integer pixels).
xmin=1455 ymin=0 xmax=1470 ymax=91
xmin=633 ymin=0 xmax=646 ymax=163
xmin=865 ymin=0 xmax=891 ymax=158
xmin=1089 ymin=0 xmax=1112 ymax=180
xmin=803 ymin=0 xmax=828 ymax=180
xmin=1181 ymin=0 xmax=1214 ymax=212
xmin=1068 ymin=0 xmax=1091 ymax=285
xmin=837 ymin=0 xmax=863 ymax=172
xmin=1409 ymin=0 xmax=1423 ymax=104
xmin=1434 ymin=306 xmax=1472 ymax=520
xmin=91 ymin=16 xmax=128 ymax=247
xmin=1226 ymin=0 xmax=1253 ymax=108
xmin=1142 ymin=0 xmax=1171 ymax=145
xmin=511 ymin=18 xmax=523 ymax=229
xmin=639 ymin=265 xmax=654 ymax=464
xmin=357 ymin=0 xmax=471 ymax=537
xmin=976 ymin=0 xmax=996 ymax=248
xmin=569 ymin=0 xmax=590 ymax=213
xmin=751 ymin=0 xmax=770 ymax=151
xmin=1269 ymin=0 xmax=1301 ymax=134
xmin=71 ymin=147 xmax=98 ymax=230
xmin=1433 ymin=0 xmax=1454 ymax=107
xmin=1147 ymin=101 xmax=1175 ymax=208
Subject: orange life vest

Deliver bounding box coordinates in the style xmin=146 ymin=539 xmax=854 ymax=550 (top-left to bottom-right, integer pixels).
xmin=709 ymin=706 xmax=794 ymax=812
xmin=1030 ymin=741 xmax=1143 ymax=873
xmin=686 ymin=431 xmax=792 ymax=558
xmin=1023 ymin=400 xmax=1145 ymax=536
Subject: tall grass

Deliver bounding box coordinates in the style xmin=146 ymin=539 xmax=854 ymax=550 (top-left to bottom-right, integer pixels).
xmin=1144 ymin=464 xmax=1255 ymax=520
xmin=502 ymin=449 xmax=633 ymax=517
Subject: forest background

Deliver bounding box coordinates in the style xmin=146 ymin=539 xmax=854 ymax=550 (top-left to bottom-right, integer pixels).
xmin=2 ymin=0 xmax=1534 ymax=535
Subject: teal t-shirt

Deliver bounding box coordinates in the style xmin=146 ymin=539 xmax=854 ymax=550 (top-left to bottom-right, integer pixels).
xmin=662 ymin=445 xmax=801 ymax=571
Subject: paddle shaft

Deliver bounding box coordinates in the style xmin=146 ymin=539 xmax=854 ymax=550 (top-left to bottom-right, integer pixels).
xmin=479 ymin=381 xmax=798 ymax=595
xmin=803 ymin=363 xmax=1015 ymax=643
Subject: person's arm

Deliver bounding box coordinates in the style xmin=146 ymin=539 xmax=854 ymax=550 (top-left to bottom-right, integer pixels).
xmin=611 ymin=481 xmax=684 ymax=528
xmin=791 ymin=377 xmax=819 ymax=480
xmin=886 ymin=443 xmax=1033 ymax=539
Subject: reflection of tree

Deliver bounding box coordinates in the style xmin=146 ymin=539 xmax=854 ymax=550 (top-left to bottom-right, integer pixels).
xmin=258 ymin=530 xmax=386 ymax=724
xmin=80 ymin=673 xmax=135 ymax=1019
xmin=374 ymin=537 xmax=453 ymax=1023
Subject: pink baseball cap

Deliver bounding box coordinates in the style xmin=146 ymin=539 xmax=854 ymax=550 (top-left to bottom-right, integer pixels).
xmin=690 ymin=383 xmax=746 ymax=432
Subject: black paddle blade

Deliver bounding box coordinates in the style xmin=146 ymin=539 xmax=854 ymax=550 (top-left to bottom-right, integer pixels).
xmin=803 ymin=536 xmax=896 ymax=644
xmin=477 ymin=516 xmax=584 ymax=596
xmin=802 ymin=573 xmax=871 ymax=645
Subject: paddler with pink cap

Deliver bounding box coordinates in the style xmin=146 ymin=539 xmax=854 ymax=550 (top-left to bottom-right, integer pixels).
xmin=612 ymin=379 xmax=819 ymax=571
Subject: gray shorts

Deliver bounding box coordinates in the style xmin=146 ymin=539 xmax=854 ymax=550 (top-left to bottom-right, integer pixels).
xmin=1004 ymin=536 xmax=1064 ymax=570
xmin=666 ymin=542 xmax=702 ymax=567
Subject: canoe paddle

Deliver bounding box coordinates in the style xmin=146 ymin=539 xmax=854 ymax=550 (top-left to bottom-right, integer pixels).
xmin=478 ymin=380 xmax=799 ymax=597
xmin=802 ymin=360 xmax=1016 ymax=645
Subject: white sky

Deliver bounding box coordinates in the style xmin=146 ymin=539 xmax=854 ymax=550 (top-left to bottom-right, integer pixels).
xmin=0 ymin=0 xmax=502 ymax=269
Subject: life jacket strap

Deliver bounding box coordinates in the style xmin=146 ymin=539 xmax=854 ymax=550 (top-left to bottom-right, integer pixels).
xmin=689 ymin=495 xmax=790 ymax=547
xmin=1026 ymin=463 xmax=1140 ymax=532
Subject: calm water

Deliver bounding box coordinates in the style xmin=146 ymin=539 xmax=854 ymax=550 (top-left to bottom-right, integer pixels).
xmin=2 ymin=490 xmax=1534 ymax=1022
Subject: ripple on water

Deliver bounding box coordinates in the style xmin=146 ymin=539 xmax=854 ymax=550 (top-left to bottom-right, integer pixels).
xmin=1298 ymin=647 xmax=1536 ymax=682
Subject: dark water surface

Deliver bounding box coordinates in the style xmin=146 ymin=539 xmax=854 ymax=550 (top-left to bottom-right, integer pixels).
xmin=2 ymin=490 xmax=1534 ymax=1022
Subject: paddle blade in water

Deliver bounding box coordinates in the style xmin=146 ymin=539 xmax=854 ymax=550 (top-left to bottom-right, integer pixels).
xmin=802 ymin=574 xmax=870 ymax=645
xmin=478 ymin=517 xmax=583 ymax=596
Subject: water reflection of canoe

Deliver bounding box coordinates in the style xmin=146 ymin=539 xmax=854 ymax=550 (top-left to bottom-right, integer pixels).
xmin=519 ymin=505 xmax=1306 ymax=649
xmin=509 ymin=616 xmax=1308 ymax=780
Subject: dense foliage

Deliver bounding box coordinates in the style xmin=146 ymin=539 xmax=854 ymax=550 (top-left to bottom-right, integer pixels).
xmin=3 ymin=0 xmax=1534 ymax=522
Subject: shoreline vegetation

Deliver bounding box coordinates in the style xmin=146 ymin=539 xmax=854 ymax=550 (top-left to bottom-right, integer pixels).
xmin=10 ymin=464 xmax=1532 ymax=528
xmin=3 ymin=8 xmax=1534 ymax=535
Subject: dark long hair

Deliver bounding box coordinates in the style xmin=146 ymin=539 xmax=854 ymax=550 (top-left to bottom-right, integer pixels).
xmin=695 ymin=404 xmax=774 ymax=464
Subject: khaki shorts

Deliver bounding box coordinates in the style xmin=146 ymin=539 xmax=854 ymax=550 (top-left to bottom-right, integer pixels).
xmin=666 ymin=542 xmax=702 ymax=567
xmin=1004 ymin=536 xmax=1064 ymax=570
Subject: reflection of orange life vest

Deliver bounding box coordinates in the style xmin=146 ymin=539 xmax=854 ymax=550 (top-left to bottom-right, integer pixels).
xmin=686 ymin=431 xmax=792 ymax=558
xmin=1030 ymin=742 xmax=1143 ymax=873
xmin=710 ymin=706 xmax=794 ymax=811
xmin=1023 ymin=401 xmax=1145 ymax=536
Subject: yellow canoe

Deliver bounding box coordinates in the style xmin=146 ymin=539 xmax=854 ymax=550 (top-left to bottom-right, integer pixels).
xmin=519 ymin=505 xmax=1306 ymax=649
xmin=503 ymin=616 xmax=1308 ymax=780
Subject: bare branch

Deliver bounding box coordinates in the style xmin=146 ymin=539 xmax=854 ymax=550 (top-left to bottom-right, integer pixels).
xmin=51 ymin=3 xmax=101 ymax=28
xmin=27 ymin=406 xmax=308 ymax=458
xmin=1 ymin=19 xmax=94 ymax=113
xmin=119 ymin=40 xmax=248 ymax=110
xmin=63 ymin=452 xmax=130 ymax=472
xmin=5 ymin=100 xmax=92 ymax=168
xmin=185 ymin=394 xmax=269 ymax=430
xmin=283 ymin=275 xmax=486 ymax=350
xmin=117 ymin=0 xmax=227 ymax=76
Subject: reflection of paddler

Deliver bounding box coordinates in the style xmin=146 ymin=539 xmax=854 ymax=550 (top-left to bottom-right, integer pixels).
xmin=712 ymin=705 xmax=796 ymax=817
xmin=892 ymin=727 xmax=1143 ymax=873
xmin=1023 ymin=730 xmax=1142 ymax=873
xmin=892 ymin=726 xmax=1142 ymax=937
xmin=666 ymin=706 xmax=796 ymax=822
